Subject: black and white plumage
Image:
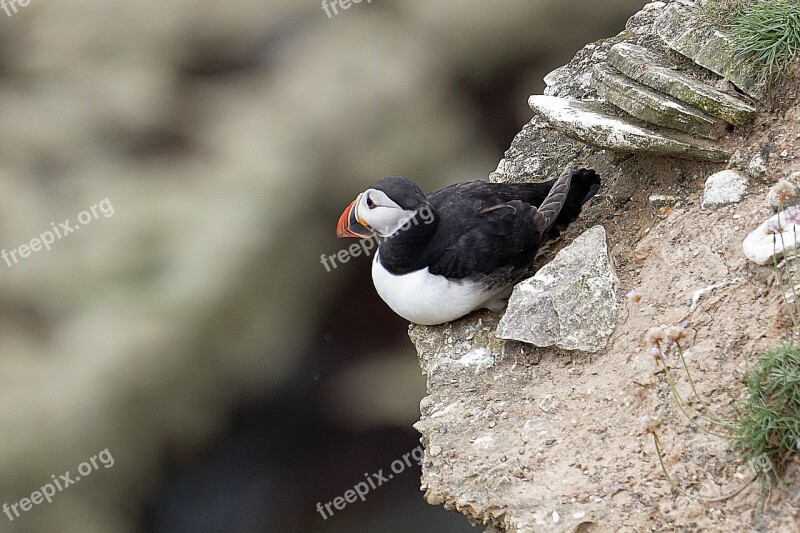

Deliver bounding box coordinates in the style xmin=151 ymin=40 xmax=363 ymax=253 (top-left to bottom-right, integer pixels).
xmin=336 ymin=165 xmax=600 ymax=325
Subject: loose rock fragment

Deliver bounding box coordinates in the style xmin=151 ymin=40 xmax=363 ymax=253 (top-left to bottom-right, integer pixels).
xmin=496 ymin=226 xmax=617 ymax=352
xmin=743 ymin=212 xmax=800 ymax=265
xmin=765 ymin=172 xmax=800 ymax=212
xmin=701 ymin=170 xmax=748 ymax=208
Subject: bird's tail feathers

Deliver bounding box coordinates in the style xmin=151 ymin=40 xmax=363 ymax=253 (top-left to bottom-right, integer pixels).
xmin=537 ymin=164 xmax=573 ymax=231
xmin=546 ymin=167 xmax=600 ymax=237
xmin=573 ymin=169 xmax=601 ymax=206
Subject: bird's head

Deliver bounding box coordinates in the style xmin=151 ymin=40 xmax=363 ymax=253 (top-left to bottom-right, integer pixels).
xmin=336 ymin=176 xmax=431 ymax=239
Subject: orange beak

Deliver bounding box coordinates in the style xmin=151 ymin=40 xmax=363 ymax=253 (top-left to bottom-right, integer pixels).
xmin=336 ymin=194 xmax=374 ymax=238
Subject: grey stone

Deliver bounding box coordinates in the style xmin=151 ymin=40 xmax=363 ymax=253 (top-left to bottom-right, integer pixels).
xmin=748 ymin=153 xmax=769 ymax=178
xmin=727 ymin=149 xmax=746 ymax=169
xmin=701 ymin=169 xmax=748 ymax=208
xmin=490 ymin=115 xmax=585 ymax=183
xmin=528 ymin=95 xmax=729 ymax=161
xmin=743 ymin=212 xmax=800 ymax=265
xmin=591 ymin=63 xmax=728 ymax=139
xmin=496 ymin=226 xmax=617 ymax=352
xmin=543 ymin=65 xmax=574 ymax=97
xmin=765 ymin=172 xmax=800 ymax=212
xmin=607 ymin=42 xmax=756 ymax=126
xmin=649 ymin=194 xmax=681 ymax=209
xmin=654 ymin=2 xmax=765 ymax=99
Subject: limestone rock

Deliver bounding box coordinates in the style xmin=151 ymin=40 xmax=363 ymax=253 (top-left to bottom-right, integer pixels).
xmin=607 ymin=42 xmax=756 ymax=126
xmin=496 ymin=226 xmax=617 ymax=352
xmin=727 ymin=149 xmax=746 ymax=169
xmin=649 ymin=194 xmax=682 ymax=210
xmin=743 ymin=212 xmax=800 ymax=265
xmin=543 ymin=65 xmax=581 ymax=97
xmin=591 ymin=63 xmax=728 ymax=139
xmin=654 ymin=2 xmax=765 ymax=99
xmin=490 ymin=115 xmax=586 ymax=183
xmin=701 ymin=169 xmax=748 ymax=208
xmin=528 ymin=95 xmax=729 ymax=161
xmin=765 ymin=172 xmax=800 ymax=212
xmin=748 ymin=152 xmax=769 ymax=178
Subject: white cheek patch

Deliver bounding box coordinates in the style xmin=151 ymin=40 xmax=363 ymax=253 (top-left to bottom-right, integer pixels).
xmin=374 ymin=209 xmax=418 ymax=237
xmin=387 ymin=210 xmax=420 ymax=235
xmin=359 ymin=189 xmax=416 ymax=237
xmin=366 ymin=190 xmax=397 ymax=208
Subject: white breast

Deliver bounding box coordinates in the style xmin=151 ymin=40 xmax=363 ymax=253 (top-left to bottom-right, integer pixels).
xmin=371 ymin=252 xmax=505 ymax=325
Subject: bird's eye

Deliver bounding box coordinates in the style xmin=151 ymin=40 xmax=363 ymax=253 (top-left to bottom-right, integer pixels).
xmin=366 ymin=195 xmax=376 ymax=209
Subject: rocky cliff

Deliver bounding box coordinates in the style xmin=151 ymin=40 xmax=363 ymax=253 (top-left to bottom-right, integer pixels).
xmin=411 ymin=1 xmax=800 ymax=531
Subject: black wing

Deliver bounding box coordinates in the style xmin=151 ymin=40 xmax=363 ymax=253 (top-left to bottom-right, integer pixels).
xmin=425 ymin=166 xmax=578 ymax=279
xmin=427 ymin=167 xmax=598 ymax=235
xmin=426 ymin=199 xmax=547 ymax=279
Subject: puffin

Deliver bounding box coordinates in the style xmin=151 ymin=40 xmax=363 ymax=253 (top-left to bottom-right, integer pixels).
xmin=336 ymin=165 xmax=600 ymax=325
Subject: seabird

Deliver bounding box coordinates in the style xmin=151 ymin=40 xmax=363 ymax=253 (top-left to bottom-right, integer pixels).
xmin=336 ymin=165 xmax=600 ymax=325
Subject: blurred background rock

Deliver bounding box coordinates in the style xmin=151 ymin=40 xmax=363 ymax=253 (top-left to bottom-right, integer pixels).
xmin=0 ymin=1 xmax=644 ymax=531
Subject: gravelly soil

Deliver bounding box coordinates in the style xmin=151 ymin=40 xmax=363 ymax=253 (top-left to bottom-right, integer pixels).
xmin=410 ymin=64 xmax=800 ymax=533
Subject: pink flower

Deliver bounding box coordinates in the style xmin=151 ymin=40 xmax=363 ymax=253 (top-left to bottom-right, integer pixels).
xmin=767 ymin=219 xmax=781 ymax=234
xmin=649 ymin=346 xmax=663 ymax=359
xmin=785 ymin=206 xmax=800 ymax=225
xmin=645 ymin=327 xmax=664 ymax=347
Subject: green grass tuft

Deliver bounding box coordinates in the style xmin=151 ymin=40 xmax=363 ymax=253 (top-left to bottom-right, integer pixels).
xmin=733 ymin=340 xmax=800 ymax=477
xmin=725 ymin=0 xmax=800 ymax=86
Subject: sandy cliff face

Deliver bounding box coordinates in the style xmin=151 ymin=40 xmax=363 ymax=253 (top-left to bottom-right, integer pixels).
xmin=411 ymin=2 xmax=800 ymax=531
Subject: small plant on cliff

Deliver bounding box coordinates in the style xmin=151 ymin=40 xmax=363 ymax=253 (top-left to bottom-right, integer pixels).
xmin=733 ymin=342 xmax=800 ymax=479
xmin=643 ymin=324 xmax=759 ymax=503
xmin=737 ymin=191 xmax=800 ymax=482
xmin=640 ymin=194 xmax=800 ymax=508
xmin=710 ymin=0 xmax=800 ymax=87
xmin=642 ymin=319 xmax=799 ymax=509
